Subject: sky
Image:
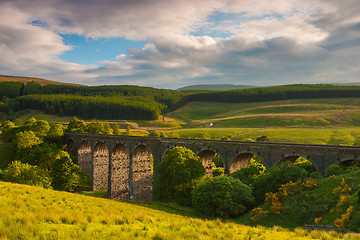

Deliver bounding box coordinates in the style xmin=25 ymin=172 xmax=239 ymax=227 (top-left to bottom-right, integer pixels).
xmin=0 ymin=0 xmax=360 ymax=89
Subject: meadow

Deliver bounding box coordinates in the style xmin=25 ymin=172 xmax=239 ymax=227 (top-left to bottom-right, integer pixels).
xmin=168 ymin=98 xmax=360 ymax=128
xmin=0 ymin=181 xmax=359 ymax=240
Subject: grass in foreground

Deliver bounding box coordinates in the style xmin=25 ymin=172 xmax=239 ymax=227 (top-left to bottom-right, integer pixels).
xmin=1 ymin=181 xmax=359 ymax=239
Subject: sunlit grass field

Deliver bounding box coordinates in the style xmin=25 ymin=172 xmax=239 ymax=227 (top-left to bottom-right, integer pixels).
xmin=168 ymin=98 xmax=360 ymax=128
xmin=1 ymin=181 xmax=359 ymax=240
xmin=165 ymin=127 xmax=360 ymax=145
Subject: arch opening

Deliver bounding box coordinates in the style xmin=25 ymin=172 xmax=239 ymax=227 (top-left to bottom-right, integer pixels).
xmin=230 ymin=153 xmax=254 ymax=174
xmin=132 ymin=145 xmax=153 ymax=202
xmin=77 ymin=140 xmax=92 ymax=177
xmin=93 ymin=142 xmax=109 ymax=191
xmin=110 ymin=143 xmax=130 ymax=201
xmin=198 ymin=150 xmax=216 ymax=177
xmin=339 ymin=159 xmax=360 ymax=168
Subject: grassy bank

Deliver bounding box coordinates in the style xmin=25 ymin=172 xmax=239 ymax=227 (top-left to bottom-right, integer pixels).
xmin=0 ymin=181 xmax=359 ymax=239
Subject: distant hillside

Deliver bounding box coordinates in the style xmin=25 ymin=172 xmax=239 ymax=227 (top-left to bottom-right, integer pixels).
xmin=177 ymin=84 xmax=256 ymax=91
xmin=0 ymin=75 xmax=83 ymax=86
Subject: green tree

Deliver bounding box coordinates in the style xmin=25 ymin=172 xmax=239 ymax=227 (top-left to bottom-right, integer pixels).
xmin=192 ymin=176 xmax=254 ymax=218
xmin=66 ymin=117 xmax=86 ymax=133
xmin=113 ymin=123 xmax=121 ymax=135
xmin=51 ymin=156 xmax=90 ymax=192
xmin=14 ymin=130 xmax=42 ymax=151
xmin=230 ymin=158 xmax=266 ymax=186
xmin=1 ymin=120 xmax=15 ymax=134
xmin=31 ymin=120 xmax=50 ymax=137
xmin=153 ymin=147 xmax=205 ymax=206
xmin=24 ymin=117 xmax=37 ymax=127
xmin=46 ymin=124 xmax=65 ymax=144
xmin=1 ymin=161 xmax=52 ymax=188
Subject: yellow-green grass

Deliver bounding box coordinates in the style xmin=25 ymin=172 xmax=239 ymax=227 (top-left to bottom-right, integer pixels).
xmin=167 ymin=98 xmax=360 ymax=128
xmin=166 ymin=127 xmax=360 ymax=145
xmin=0 ymin=140 xmax=15 ymax=169
xmin=8 ymin=109 xmax=73 ymax=125
xmin=1 ymin=181 xmax=358 ymax=240
xmin=0 ymin=75 xmax=83 ymax=86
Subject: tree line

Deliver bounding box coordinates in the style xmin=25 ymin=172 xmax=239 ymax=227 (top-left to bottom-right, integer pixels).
xmin=1 ymin=81 xmax=360 ymax=120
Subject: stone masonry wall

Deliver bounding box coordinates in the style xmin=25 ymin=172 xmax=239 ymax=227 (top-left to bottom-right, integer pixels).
xmin=93 ymin=142 xmax=109 ymax=191
xmin=77 ymin=141 xmax=92 ymax=177
xmin=132 ymin=145 xmax=152 ymax=202
xmin=110 ymin=144 xmax=129 ymax=201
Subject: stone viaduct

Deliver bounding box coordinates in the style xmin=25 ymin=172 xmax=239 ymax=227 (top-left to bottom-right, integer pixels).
xmin=64 ymin=133 xmax=360 ymax=202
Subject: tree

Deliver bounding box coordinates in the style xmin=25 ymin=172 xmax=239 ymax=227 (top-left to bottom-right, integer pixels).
xmin=1 ymin=161 xmax=52 ymax=188
xmin=192 ymin=176 xmax=254 ymax=218
xmin=153 ymin=147 xmax=205 ymax=206
xmin=14 ymin=130 xmax=42 ymax=151
xmin=30 ymin=120 xmax=50 ymax=137
xmin=46 ymin=124 xmax=65 ymax=144
xmin=0 ymin=120 xmax=15 ymax=134
xmin=113 ymin=123 xmax=121 ymax=135
xmin=66 ymin=116 xmax=86 ymax=133
xmin=51 ymin=156 xmax=90 ymax=192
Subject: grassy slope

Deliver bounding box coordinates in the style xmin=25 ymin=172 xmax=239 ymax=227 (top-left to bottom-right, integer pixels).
xmin=168 ymin=98 xmax=360 ymax=128
xmin=0 ymin=181 xmax=358 ymax=240
xmin=237 ymin=171 xmax=360 ymax=232
xmin=0 ymin=75 xmax=83 ymax=86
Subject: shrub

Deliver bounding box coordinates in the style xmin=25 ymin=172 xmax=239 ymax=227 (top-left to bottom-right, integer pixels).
xmin=1 ymin=161 xmax=52 ymax=188
xmin=230 ymin=158 xmax=265 ymax=186
xmin=294 ymin=158 xmax=317 ymax=176
xmin=153 ymin=147 xmax=205 ymax=206
xmin=325 ymin=163 xmax=343 ymax=177
xmin=252 ymin=162 xmax=307 ymax=203
xmin=51 ymin=156 xmax=90 ymax=192
xmin=192 ymin=176 xmax=254 ymax=218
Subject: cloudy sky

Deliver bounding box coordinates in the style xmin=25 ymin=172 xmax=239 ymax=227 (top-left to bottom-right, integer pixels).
xmin=0 ymin=0 xmax=360 ymax=89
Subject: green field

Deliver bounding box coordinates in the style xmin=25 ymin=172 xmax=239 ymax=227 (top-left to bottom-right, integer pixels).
xmin=165 ymin=127 xmax=360 ymax=145
xmin=0 ymin=181 xmax=358 ymax=240
xmin=168 ymin=98 xmax=360 ymax=128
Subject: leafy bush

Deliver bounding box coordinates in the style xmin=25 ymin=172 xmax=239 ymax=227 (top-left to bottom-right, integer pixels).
xmin=192 ymin=176 xmax=254 ymax=217
xmin=212 ymin=163 xmax=224 ymax=177
xmin=1 ymin=161 xmax=52 ymax=188
xmin=230 ymin=158 xmax=265 ymax=186
xmin=51 ymin=156 xmax=90 ymax=192
xmin=252 ymin=162 xmax=307 ymax=203
xmin=325 ymin=163 xmax=342 ymax=177
xmin=294 ymin=157 xmax=317 ymax=176
xmin=153 ymin=147 xmax=205 ymax=206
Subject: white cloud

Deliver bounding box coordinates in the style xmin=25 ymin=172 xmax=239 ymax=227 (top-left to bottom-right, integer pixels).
xmin=0 ymin=0 xmax=359 ymax=88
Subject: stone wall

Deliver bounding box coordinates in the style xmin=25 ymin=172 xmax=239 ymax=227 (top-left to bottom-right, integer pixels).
xmin=77 ymin=141 xmax=92 ymax=176
xmin=132 ymin=145 xmax=152 ymax=202
xmin=93 ymin=142 xmax=109 ymax=191
xmin=110 ymin=144 xmax=129 ymax=201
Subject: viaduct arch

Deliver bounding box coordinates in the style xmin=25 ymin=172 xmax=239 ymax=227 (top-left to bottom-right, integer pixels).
xmin=64 ymin=133 xmax=360 ymax=202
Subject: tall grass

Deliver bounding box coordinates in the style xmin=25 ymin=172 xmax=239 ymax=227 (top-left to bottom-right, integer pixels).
xmin=1 ymin=181 xmax=358 ymax=239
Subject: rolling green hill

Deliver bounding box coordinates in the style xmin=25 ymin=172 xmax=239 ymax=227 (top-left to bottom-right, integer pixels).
xmin=177 ymin=84 xmax=256 ymax=91
xmin=0 ymin=181 xmax=357 ymax=239
xmin=167 ymin=98 xmax=360 ymax=128
xmin=0 ymin=75 xmax=84 ymax=86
